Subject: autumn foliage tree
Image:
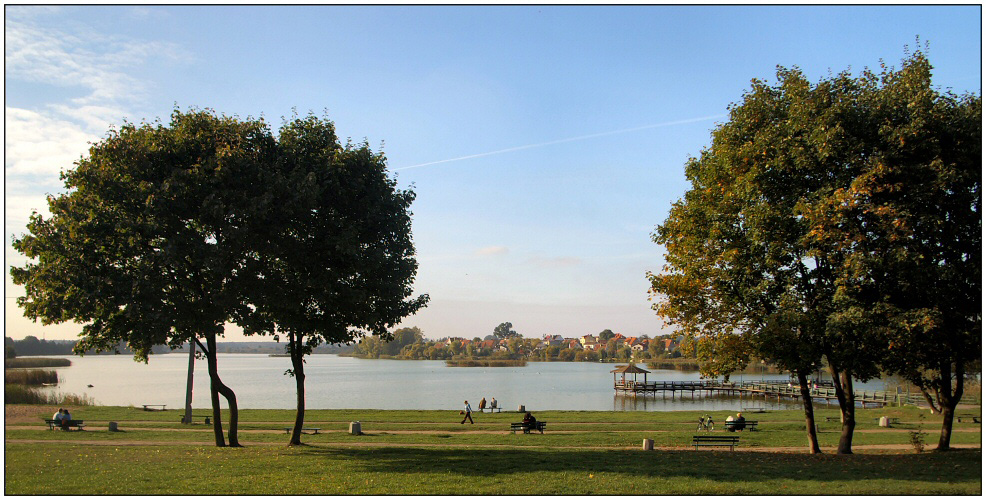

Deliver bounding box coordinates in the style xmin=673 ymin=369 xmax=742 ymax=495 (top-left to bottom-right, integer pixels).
xmin=649 ymin=48 xmax=979 ymax=454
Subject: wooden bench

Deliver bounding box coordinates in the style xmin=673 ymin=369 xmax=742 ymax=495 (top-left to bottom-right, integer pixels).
xmin=180 ymin=413 xmax=212 ymax=423
xmin=142 ymin=404 xmax=167 ymax=411
xmin=957 ymin=416 xmax=980 ymax=423
xmin=481 ymin=405 xmax=502 ymax=413
xmin=510 ymin=422 xmax=546 ymax=434
xmin=692 ymin=435 xmax=739 ymax=450
xmin=742 ymin=407 xmax=767 ymax=413
xmin=283 ymin=427 xmax=321 ymax=434
xmin=44 ymin=419 xmax=85 ymax=431
xmin=725 ymin=420 xmax=758 ymax=431
xmin=824 ymin=416 xmax=841 ymax=422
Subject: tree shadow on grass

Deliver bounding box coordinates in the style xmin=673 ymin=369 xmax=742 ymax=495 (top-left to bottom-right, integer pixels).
xmin=288 ymin=446 xmax=981 ymax=485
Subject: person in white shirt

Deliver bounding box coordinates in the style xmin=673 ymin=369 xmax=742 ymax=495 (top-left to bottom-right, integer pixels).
xmin=460 ymin=400 xmax=474 ymax=424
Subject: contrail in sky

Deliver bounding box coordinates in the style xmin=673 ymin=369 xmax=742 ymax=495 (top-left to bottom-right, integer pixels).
xmin=393 ymin=114 xmax=725 ymax=171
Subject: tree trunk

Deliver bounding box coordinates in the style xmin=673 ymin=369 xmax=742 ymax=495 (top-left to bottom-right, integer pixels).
xmin=936 ymin=360 xmax=963 ymax=451
xmin=828 ymin=361 xmax=855 ymax=454
xmin=921 ymin=388 xmax=942 ymax=414
xmin=205 ymin=333 xmax=241 ymax=447
xmin=200 ymin=336 xmax=226 ymax=447
xmin=289 ymin=332 xmax=306 ymax=446
xmin=796 ymin=370 xmax=822 ymax=454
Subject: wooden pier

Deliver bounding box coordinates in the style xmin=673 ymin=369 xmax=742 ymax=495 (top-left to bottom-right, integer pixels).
xmin=613 ymin=380 xmax=923 ymax=407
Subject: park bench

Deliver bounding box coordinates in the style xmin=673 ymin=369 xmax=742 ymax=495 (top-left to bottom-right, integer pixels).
xmin=692 ymin=435 xmax=739 ymax=451
xmin=742 ymin=407 xmax=767 ymax=413
xmin=725 ymin=420 xmax=758 ymax=432
xmin=956 ymin=416 xmax=980 ymax=423
xmin=510 ymin=422 xmax=546 ymax=434
xmin=180 ymin=413 xmax=212 ymax=423
xmin=142 ymin=404 xmax=167 ymax=411
xmin=44 ymin=419 xmax=85 ymax=431
xmin=874 ymin=417 xmax=900 ymax=425
xmin=283 ymin=427 xmax=322 ymax=434
xmin=481 ymin=404 xmax=502 ymax=413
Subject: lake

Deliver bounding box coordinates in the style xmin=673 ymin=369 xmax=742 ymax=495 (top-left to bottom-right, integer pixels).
xmin=36 ymin=353 xmax=890 ymax=412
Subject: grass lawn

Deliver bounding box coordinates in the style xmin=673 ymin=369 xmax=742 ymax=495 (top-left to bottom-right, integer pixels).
xmin=5 ymin=404 xmax=981 ymax=495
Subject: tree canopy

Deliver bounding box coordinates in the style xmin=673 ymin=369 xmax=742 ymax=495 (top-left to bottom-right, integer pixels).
xmin=492 ymin=322 xmax=520 ymax=339
xmin=649 ymin=49 xmax=980 ymax=453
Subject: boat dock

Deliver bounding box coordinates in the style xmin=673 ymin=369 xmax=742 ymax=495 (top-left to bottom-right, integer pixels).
xmin=613 ymin=380 xmax=921 ymax=407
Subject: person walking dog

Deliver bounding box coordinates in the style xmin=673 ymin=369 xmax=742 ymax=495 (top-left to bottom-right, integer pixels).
xmin=460 ymin=400 xmax=474 ymax=424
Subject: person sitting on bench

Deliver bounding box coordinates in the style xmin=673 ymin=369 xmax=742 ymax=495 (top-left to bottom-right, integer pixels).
xmin=61 ymin=408 xmax=73 ymax=430
xmin=490 ymin=398 xmax=498 ymax=410
xmin=733 ymin=412 xmax=746 ymax=431
xmin=478 ymin=397 xmax=487 ymax=411
xmin=522 ymin=411 xmax=537 ymax=432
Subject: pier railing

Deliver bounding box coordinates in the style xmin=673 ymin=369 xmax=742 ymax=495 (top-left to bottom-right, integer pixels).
xmin=614 ymin=379 xmax=940 ymax=407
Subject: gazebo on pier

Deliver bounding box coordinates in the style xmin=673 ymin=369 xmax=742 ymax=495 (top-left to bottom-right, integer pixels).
xmin=611 ymin=362 xmax=651 ymax=391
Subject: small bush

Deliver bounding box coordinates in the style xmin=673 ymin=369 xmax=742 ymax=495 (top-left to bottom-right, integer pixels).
xmin=5 ymin=358 xmax=72 ymax=368
xmin=5 ymin=369 xmax=58 ymax=385
xmin=4 ymin=384 xmax=95 ymax=406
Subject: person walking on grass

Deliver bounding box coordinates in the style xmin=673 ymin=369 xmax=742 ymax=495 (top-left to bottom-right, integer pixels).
xmin=461 ymin=400 xmax=474 ymax=424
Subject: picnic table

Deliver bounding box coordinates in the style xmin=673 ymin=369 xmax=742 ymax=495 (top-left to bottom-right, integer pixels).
xmin=44 ymin=419 xmax=85 ymax=431
xmin=692 ymin=435 xmax=739 ymax=450
xmin=142 ymin=404 xmax=167 ymax=411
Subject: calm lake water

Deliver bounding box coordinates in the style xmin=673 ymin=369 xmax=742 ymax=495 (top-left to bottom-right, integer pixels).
xmin=37 ymin=353 xmax=888 ymax=412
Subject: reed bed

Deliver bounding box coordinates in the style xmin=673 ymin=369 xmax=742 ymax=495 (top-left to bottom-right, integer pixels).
xmin=5 ymin=369 xmax=59 ymax=385
xmin=4 ymin=384 xmax=94 ymax=406
xmin=5 ymin=358 xmax=72 ymax=368
xmin=445 ymin=359 xmax=527 ymax=367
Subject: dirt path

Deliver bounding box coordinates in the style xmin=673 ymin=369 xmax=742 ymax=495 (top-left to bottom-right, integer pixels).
xmin=6 ymin=424 xmax=982 ymax=436
xmin=4 ymin=437 xmax=980 ymax=452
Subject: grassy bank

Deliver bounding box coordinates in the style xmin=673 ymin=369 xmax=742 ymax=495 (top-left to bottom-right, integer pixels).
xmin=5 ymin=405 xmax=980 ymax=495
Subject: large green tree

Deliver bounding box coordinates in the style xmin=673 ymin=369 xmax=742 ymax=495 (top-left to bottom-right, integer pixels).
xmin=492 ymin=322 xmax=519 ymax=339
xmin=11 ymin=108 xmax=279 ymax=447
xmin=804 ymin=51 xmax=980 ymax=450
xmin=235 ymin=115 xmax=428 ymax=446
xmin=649 ymin=50 xmax=976 ymax=454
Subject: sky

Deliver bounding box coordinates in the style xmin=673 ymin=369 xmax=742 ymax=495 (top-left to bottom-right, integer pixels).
xmin=4 ymin=4 xmax=982 ymax=342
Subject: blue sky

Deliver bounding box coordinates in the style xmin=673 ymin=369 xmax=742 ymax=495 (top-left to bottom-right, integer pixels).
xmin=5 ymin=5 xmax=982 ymax=342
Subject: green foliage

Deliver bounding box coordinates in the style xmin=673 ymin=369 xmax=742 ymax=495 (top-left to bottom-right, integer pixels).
xmin=492 ymin=322 xmax=520 ymax=340
xmin=648 ymin=48 xmax=980 ymax=452
xmin=10 ymin=108 xmax=279 ymax=360
xmin=237 ymin=114 xmax=428 ymax=353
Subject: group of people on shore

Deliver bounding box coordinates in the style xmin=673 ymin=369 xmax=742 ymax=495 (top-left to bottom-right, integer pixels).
xmin=460 ymin=397 xmax=498 ymax=424
xmin=51 ymin=408 xmax=73 ymax=430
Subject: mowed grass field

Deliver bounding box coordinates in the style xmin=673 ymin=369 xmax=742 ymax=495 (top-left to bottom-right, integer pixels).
xmin=5 ymin=404 xmax=981 ymax=495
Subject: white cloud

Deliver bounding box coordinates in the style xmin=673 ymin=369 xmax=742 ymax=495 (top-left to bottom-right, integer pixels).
xmin=475 ymin=246 xmax=509 ymax=256
xmin=5 ymin=107 xmax=96 ymax=178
